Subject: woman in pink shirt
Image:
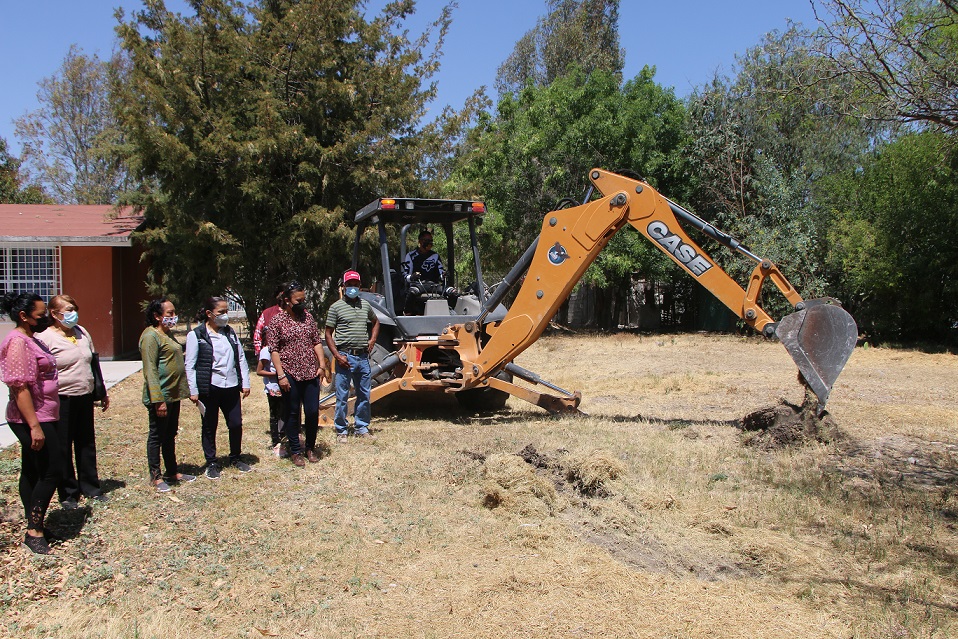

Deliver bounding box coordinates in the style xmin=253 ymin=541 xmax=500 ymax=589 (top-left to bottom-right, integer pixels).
xmin=36 ymin=294 xmax=109 ymax=509
xmin=0 ymin=292 xmax=62 ymax=555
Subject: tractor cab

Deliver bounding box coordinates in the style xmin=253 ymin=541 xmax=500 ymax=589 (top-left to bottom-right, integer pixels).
xmin=351 ymin=197 xmax=508 ymax=341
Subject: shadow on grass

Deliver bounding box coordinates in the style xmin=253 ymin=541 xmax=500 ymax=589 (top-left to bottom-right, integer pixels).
xmin=790 ymin=574 xmax=958 ymax=614
xmin=100 ymin=478 xmax=127 ymax=495
xmin=46 ymin=505 xmax=92 ymax=541
xmin=597 ymin=413 xmax=741 ymax=429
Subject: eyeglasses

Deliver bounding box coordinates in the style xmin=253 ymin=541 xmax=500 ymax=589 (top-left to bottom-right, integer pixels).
xmin=422 ymin=240 xmax=433 ymax=247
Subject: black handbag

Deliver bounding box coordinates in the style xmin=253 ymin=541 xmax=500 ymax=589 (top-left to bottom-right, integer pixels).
xmin=91 ymin=352 xmax=107 ymax=401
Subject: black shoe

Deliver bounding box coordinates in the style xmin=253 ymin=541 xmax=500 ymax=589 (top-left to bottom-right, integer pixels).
xmin=60 ymin=498 xmax=79 ymax=511
xmin=205 ymin=464 xmax=221 ymax=480
xmin=22 ymin=534 xmax=53 ymax=555
xmin=232 ymin=460 xmax=252 ymax=473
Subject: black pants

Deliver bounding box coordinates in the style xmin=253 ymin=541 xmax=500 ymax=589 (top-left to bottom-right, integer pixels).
xmin=267 ymin=394 xmax=284 ymax=446
xmin=56 ymin=393 xmax=102 ymax=502
xmin=147 ymin=401 xmax=180 ymax=482
xmin=9 ymin=421 xmax=62 ymax=531
xmin=199 ymin=384 xmax=243 ymax=465
xmin=282 ymin=376 xmax=319 ymax=455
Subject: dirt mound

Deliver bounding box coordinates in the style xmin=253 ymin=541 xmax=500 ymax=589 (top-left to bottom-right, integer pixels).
xmin=740 ymin=393 xmax=846 ymax=450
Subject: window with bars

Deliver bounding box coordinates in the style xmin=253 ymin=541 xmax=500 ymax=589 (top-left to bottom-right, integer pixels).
xmin=0 ymin=244 xmax=62 ymax=301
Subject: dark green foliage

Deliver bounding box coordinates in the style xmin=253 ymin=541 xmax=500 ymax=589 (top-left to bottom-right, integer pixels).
xmin=826 ymin=132 xmax=958 ymax=342
xmin=115 ymin=0 xmax=451 ymax=324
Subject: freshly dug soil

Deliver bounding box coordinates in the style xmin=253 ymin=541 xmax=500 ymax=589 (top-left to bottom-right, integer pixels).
xmin=740 ymin=390 xmax=846 ymax=450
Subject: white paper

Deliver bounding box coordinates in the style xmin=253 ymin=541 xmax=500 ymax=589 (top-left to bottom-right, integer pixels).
xmin=197 ymin=400 xmax=206 ymax=417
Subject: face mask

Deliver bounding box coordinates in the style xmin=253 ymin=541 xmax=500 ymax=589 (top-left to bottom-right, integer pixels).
xmin=345 ymin=287 xmax=360 ymax=299
xmin=32 ymin=315 xmax=51 ymax=334
xmin=161 ymin=315 xmax=178 ymax=328
xmin=291 ymin=302 xmax=306 ymax=314
xmin=61 ymin=311 xmax=79 ymax=329
xmin=213 ymin=313 xmax=229 ymax=328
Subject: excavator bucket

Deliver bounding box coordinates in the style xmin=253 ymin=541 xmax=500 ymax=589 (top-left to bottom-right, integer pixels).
xmin=774 ymin=299 xmax=858 ymax=414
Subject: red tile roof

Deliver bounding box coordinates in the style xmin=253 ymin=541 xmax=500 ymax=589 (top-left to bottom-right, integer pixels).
xmin=0 ymin=204 xmax=144 ymax=245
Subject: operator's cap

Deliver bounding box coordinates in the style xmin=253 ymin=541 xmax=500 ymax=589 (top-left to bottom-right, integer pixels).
xmin=343 ymin=270 xmax=361 ymax=284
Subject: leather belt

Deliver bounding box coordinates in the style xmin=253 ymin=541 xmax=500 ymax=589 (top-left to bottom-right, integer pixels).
xmin=339 ymin=347 xmax=368 ymax=356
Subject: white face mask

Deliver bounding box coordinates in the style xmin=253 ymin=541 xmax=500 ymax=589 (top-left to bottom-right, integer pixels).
xmin=213 ymin=313 xmax=229 ymax=328
xmin=161 ymin=315 xmax=178 ymax=328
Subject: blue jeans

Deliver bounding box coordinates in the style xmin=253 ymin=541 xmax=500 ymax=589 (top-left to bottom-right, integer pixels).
xmin=334 ymin=353 xmax=371 ymax=435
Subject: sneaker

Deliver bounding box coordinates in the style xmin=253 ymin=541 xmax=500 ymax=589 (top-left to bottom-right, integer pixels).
xmin=22 ymin=534 xmax=53 ymax=555
xmin=290 ymin=453 xmax=306 ymax=468
xmin=90 ymin=494 xmax=110 ymax=503
xmin=305 ymin=448 xmax=319 ymax=463
xmin=60 ymin=498 xmax=79 ymax=511
xmin=174 ymin=473 xmax=196 ymax=483
xmin=232 ymin=460 xmax=252 ymax=473
xmin=336 ymin=433 xmax=348 ymax=443
xmin=205 ymin=464 xmax=221 ymax=480
xmin=272 ymin=442 xmax=289 ymax=458
xmin=355 ymin=432 xmax=376 ymax=440
xmin=154 ymin=480 xmax=172 ymax=493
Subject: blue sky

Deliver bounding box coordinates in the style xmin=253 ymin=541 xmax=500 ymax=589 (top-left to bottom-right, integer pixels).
xmin=0 ymin=0 xmax=818 ymax=157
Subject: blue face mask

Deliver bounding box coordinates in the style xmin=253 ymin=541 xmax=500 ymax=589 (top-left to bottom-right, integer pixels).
xmin=61 ymin=310 xmax=79 ymax=328
xmin=345 ymin=286 xmax=360 ymax=299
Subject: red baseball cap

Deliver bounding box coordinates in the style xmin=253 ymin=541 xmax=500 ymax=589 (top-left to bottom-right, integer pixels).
xmin=343 ymin=270 xmax=361 ymax=284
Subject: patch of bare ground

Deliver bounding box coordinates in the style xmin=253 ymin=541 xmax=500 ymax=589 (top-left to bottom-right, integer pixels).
xmin=1 ymin=333 xmax=956 ymax=638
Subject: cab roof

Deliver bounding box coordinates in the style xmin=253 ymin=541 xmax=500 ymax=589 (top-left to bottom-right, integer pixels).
xmin=354 ymin=198 xmax=486 ymax=226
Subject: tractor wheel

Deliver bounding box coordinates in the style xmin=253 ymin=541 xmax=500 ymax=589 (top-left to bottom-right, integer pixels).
xmin=455 ymin=370 xmax=512 ymax=412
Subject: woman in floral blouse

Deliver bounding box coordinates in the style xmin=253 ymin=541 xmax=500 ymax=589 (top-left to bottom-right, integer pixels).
xmin=266 ymin=281 xmax=329 ymax=467
xmin=0 ymin=292 xmax=62 ymax=555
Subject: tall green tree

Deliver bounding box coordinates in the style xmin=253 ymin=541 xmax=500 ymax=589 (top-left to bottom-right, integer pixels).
xmin=496 ymin=0 xmax=623 ymax=96
xmin=826 ymin=132 xmax=958 ymax=342
xmin=14 ymin=46 xmax=129 ymax=204
xmin=0 ymin=137 xmax=47 ymax=204
xmin=115 ymin=0 xmax=453 ymax=324
xmin=685 ymin=26 xmax=877 ymax=318
xmin=452 ymin=68 xmax=691 ymax=328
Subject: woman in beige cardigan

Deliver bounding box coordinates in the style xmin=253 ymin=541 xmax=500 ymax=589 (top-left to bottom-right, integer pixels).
xmin=36 ymin=294 xmax=109 ymax=509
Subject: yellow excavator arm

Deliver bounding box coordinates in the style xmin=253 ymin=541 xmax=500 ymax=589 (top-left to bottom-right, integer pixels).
xmin=464 ymin=169 xmax=857 ymax=413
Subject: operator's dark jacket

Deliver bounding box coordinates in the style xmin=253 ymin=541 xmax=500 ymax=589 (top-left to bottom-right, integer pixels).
xmin=190 ymin=323 xmax=245 ymax=396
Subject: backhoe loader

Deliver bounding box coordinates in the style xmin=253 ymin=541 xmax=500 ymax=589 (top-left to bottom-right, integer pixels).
xmin=317 ymin=169 xmax=857 ymax=423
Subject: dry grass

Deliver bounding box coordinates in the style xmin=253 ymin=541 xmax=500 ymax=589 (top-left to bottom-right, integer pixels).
xmin=1 ymin=332 xmax=956 ymax=638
